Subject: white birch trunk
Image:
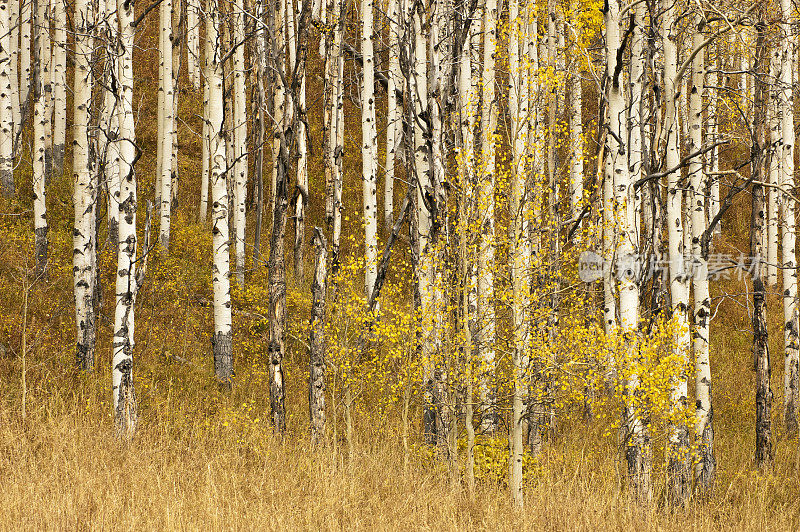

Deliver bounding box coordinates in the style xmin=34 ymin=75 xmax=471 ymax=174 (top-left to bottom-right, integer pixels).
xmin=477 ymin=0 xmax=498 ymax=434
xmin=112 ymin=0 xmax=139 ymax=438
xmin=689 ymin=13 xmax=714 ymax=495
xmin=384 ymin=0 xmax=401 ymax=230
xmin=458 ymin=4 xmax=478 ymax=495
xmin=200 ymin=45 xmax=210 ymax=223
xmin=170 ymin=0 xmax=180 ymax=206
xmin=361 ymin=0 xmax=377 ymax=300
xmin=508 ymin=0 xmax=527 ymax=506
xmin=207 ymin=0 xmax=233 ymax=385
xmin=32 ymin=0 xmax=48 ymax=273
xmin=309 ymin=228 xmax=327 ymax=444
xmin=159 ymin=0 xmax=174 ymax=253
xmin=271 ymin=0 xmax=286 ymax=217
xmin=607 ymin=0 xmax=648 ymax=502
xmin=568 ymin=0 xmax=583 ymax=225
xmin=330 ymin=0 xmax=344 ymax=268
xmin=0 ymin=0 xmax=13 ymax=196
xmin=708 ymin=47 xmax=720 ymax=234
xmin=293 ymin=0 xmax=306 ymax=283
xmin=8 ymin=0 xmax=19 ymax=139
xmin=409 ymin=0 xmax=434 ymax=443
xmin=766 ymin=47 xmax=780 ymax=288
xmin=233 ymin=0 xmax=248 ymax=286
xmin=102 ymin=0 xmax=121 ymax=243
xmin=780 ymin=0 xmax=798 ymax=435
xmin=187 ymin=0 xmax=201 ymax=89
xmin=40 ymin=0 xmax=51 ymax=182
xmin=19 ymin=0 xmax=31 ymax=132
xmin=663 ymin=0 xmax=690 ymax=505
xmin=51 ymin=0 xmax=67 ymax=175
xmin=73 ymin=0 xmax=96 ymax=371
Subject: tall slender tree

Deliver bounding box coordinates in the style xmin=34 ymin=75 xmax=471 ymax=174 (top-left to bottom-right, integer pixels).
xmin=112 ymin=0 xmax=140 ymax=438
xmin=780 ymin=0 xmax=798 ymax=436
xmin=73 ymin=0 xmax=97 ymax=371
xmin=51 ymin=0 xmax=67 ymax=175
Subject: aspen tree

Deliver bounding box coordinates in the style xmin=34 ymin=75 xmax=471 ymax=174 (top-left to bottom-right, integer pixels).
xmin=766 ymin=46 xmax=779 ymax=288
xmin=662 ymin=0 xmax=690 ymax=505
xmin=102 ymin=0 xmax=121 ymax=244
xmin=780 ymin=0 xmax=798 ymax=435
xmin=252 ymin=0 xmax=268 ymax=263
xmin=156 ymin=0 xmax=167 ymax=207
xmin=112 ymin=0 xmax=140 ymax=438
xmin=51 ymin=0 xmax=67 ymax=175
xmin=205 ymin=0 xmax=234 ymax=387
xmin=329 ymin=0 xmax=344 ymax=269
xmin=20 ymin=0 xmax=32 ymax=140
xmin=159 ymin=0 xmax=175 ymax=253
xmin=322 ymin=0 xmax=335 ymax=227
xmin=267 ymin=0 xmax=302 ymax=432
xmin=751 ymin=14 xmax=772 ymax=467
xmin=187 ymin=0 xmax=201 ymax=89
xmin=628 ymin=0 xmax=644 ymax=245
xmin=309 ymin=228 xmax=327 ymax=444
xmin=293 ymin=0 xmax=307 ymax=284
xmin=406 ymin=0 xmax=437 ymax=444
xmin=40 ymin=0 xmax=51 ymax=183
xmin=458 ymin=4 xmax=478 ymax=495
xmin=73 ymin=0 xmax=96 ymax=371
xmin=8 ymin=0 xmax=19 ymax=138
xmin=384 ymin=0 xmax=401 ymax=230
xmin=477 ymin=0 xmax=498 ymax=434
xmin=508 ymin=0 xmax=527 ymax=506
xmin=0 ymin=0 xmax=12 ymax=196
xmin=568 ymin=0 xmax=583 ymax=224
xmin=708 ymin=46 xmax=720 ymax=234
xmin=270 ymin=0 xmax=286 ymax=217
xmin=321 ymin=0 xmax=333 ymax=226
xmin=32 ymin=0 xmax=49 ymax=275
xmin=233 ymin=0 xmax=248 ymax=285
xmin=427 ymin=0 xmax=450 ymax=460
xmin=199 ymin=47 xmax=210 ymax=223
xmin=361 ymin=0 xmax=378 ymax=301
xmin=606 ymin=0 xmax=649 ymax=503
xmin=170 ymin=0 xmax=181 ymax=206
xmin=689 ymin=13 xmax=714 ymax=496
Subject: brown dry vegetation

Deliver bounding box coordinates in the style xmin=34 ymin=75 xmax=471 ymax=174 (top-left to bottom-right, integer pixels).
xmin=1 ymin=10 xmax=799 ymax=532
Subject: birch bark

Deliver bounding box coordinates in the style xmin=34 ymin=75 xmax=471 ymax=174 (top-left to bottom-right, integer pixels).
xmin=607 ymin=0 xmax=649 ymax=503
xmin=780 ymin=0 xmax=798 ymax=436
xmin=159 ymin=0 xmax=174 ymax=253
xmin=309 ymin=228 xmax=327 ymax=444
xmin=112 ymin=0 xmax=139 ymax=438
xmin=233 ymin=0 xmax=248 ymax=285
xmin=477 ymin=0 xmax=497 ymax=434
xmin=207 ymin=0 xmax=234 ymax=386
xmin=662 ymin=0 xmax=690 ymax=505
xmin=689 ymin=14 xmax=714 ymax=495
xmin=32 ymin=0 xmax=48 ymax=274
xmin=0 ymin=0 xmax=13 ymax=196
xmin=384 ymin=0 xmax=401 ymax=230
xmin=51 ymin=0 xmax=67 ymax=175
xmin=73 ymin=0 xmax=97 ymax=371
xmin=361 ymin=0 xmax=378 ymax=300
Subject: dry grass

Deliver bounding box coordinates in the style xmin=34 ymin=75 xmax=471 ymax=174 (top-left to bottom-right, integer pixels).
xmin=0 ymin=387 xmax=798 ymax=530
xmin=0 ymin=350 xmax=800 ymax=530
